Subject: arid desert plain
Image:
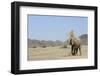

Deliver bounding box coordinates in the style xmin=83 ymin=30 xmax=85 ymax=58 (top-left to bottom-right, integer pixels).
xmin=27 ymin=45 xmax=88 ymax=61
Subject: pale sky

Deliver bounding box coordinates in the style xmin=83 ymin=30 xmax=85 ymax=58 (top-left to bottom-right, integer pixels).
xmin=28 ymin=15 xmax=88 ymax=41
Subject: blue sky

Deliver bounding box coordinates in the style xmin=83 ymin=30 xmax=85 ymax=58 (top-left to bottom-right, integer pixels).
xmin=28 ymin=15 xmax=88 ymax=41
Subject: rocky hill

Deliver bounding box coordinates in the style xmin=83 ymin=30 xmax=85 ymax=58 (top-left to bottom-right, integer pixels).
xmin=79 ymin=34 xmax=88 ymax=45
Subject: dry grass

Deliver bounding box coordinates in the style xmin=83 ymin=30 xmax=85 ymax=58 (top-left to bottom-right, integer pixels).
xmin=27 ymin=45 xmax=88 ymax=61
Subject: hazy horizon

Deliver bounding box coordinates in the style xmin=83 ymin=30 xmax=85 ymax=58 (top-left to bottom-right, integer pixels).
xmin=28 ymin=33 xmax=87 ymax=42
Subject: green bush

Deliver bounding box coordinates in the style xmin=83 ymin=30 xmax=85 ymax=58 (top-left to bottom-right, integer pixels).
xmin=42 ymin=45 xmax=46 ymax=48
xmin=62 ymin=45 xmax=67 ymax=48
xmin=32 ymin=46 xmax=37 ymax=48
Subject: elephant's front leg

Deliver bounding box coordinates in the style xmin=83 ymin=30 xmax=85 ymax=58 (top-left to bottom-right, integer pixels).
xmin=71 ymin=45 xmax=75 ymax=55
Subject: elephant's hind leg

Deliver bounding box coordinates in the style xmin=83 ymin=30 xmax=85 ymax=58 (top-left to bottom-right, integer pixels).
xmin=75 ymin=48 xmax=78 ymax=55
xmin=79 ymin=47 xmax=82 ymax=56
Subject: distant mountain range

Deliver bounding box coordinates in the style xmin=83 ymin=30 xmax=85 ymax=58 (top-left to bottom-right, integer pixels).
xmin=28 ymin=39 xmax=63 ymax=48
xmin=28 ymin=34 xmax=88 ymax=48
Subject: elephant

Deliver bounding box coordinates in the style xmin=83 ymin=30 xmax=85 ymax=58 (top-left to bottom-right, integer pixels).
xmin=69 ymin=38 xmax=81 ymax=55
xmin=69 ymin=31 xmax=82 ymax=56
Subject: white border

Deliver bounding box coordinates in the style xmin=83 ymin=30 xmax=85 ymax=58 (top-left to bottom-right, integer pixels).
xmin=20 ymin=6 xmax=94 ymax=70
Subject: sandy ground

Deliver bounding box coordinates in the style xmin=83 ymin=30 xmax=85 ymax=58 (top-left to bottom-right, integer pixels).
xmin=27 ymin=45 xmax=88 ymax=61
